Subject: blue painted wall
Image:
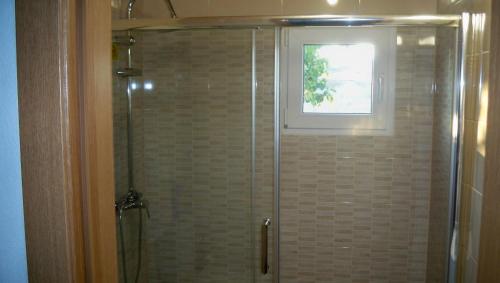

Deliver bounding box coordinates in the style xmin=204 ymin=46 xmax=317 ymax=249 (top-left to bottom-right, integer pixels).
xmin=0 ymin=0 xmax=29 ymax=282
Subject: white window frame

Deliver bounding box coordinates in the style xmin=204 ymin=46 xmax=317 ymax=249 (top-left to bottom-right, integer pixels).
xmin=281 ymin=27 xmax=397 ymax=136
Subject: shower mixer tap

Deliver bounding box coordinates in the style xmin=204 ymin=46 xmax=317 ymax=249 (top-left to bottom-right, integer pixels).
xmin=115 ymin=190 xmax=150 ymax=219
xmin=115 ymin=189 xmax=149 ymax=283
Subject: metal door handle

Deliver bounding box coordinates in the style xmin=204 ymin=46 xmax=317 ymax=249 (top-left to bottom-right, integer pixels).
xmin=378 ymin=76 xmax=385 ymax=102
xmin=261 ymin=218 xmax=271 ymax=274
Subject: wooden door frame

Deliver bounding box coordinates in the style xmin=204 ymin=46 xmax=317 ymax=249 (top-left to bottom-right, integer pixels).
xmin=16 ymin=0 xmax=117 ymax=282
xmin=78 ymin=0 xmax=118 ymax=281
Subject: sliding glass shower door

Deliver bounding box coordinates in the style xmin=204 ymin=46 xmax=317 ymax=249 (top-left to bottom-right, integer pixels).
xmin=112 ymin=28 xmax=276 ymax=283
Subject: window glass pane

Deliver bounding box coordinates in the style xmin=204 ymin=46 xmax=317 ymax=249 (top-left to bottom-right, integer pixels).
xmin=303 ymin=44 xmax=374 ymax=114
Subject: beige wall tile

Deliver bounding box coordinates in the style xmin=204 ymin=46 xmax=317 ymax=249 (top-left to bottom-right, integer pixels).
xmin=476 ymin=52 xmax=490 ymax=121
xmin=464 ymin=55 xmax=479 ymax=121
xmin=473 ymin=52 xmax=489 ymax=195
xmin=470 ymin=188 xmax=483 ymax=261
xmin=473 ymin=126 xmax=486 ymax=186
xmin=470 ymin=13 xmax=488 ymax=55
xmin=465 ymin=52 xmax=490 ymax=124
xmin=462 ymin=120 xmax=479 ymax=186
xmin=481 ymin=9 xmax=491 ymax=52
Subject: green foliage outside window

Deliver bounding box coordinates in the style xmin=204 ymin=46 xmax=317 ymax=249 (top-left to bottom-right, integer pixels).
xmin=303 ymin=45 xmax=335 ymax=106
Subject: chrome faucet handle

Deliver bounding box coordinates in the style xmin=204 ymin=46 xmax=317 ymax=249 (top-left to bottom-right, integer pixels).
xmin=126 ymin=190 xmax=140 ymax=201
xmin=115 ymin=190 xmax=151 ymax=219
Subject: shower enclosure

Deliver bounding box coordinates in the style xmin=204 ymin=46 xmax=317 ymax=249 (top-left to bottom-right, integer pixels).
xmin=112 ymin=13 xmax=465 ymax=283
xmin=113 ymin=27 xmax=277 ymax=283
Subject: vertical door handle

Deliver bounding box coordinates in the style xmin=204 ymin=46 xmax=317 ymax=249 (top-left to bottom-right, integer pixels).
xmin=378 ymin=76 xmax=385 ymax=102
xmin=261 ymin=218 xmax=271 ymax=274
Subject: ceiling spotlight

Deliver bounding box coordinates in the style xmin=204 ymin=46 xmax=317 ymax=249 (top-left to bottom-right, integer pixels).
xmin=327 ymin=0 xmax=339 ymax=6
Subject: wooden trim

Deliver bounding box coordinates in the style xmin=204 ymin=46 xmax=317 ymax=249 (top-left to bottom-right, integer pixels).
xmin=16 ymin=0 xmax=117 ymax=281
xmin=77 ymin=0 xmax=119 ymax=281
xmin=16 ymin=0 xmax=85 ymax=281
xmin=66 ymin=0 xmax=87 ymax=280
xmin=477 ymin=0 xmax=500 ymax=280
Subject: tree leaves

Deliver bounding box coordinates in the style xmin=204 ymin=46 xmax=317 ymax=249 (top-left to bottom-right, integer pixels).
xmin=303 ymin=45 xmax=335 ymax=107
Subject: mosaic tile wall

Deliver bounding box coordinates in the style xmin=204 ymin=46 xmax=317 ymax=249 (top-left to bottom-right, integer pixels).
xmin=135 ymin=28 xmax=276 ymax=283
xmin=112 ymin=26 xmax=455 ymax=283
xmin=113 ymin=30 xmax=148 ymax=283
xmin=279 ymin=27 xmax=437 ymax=283
xmin=254 ymin=29 xmax=277 ymax=283
xmin=458 ymin=11 xmax=491 ymax=283
xmin=426 ymin=27 xmax=458 ymax=283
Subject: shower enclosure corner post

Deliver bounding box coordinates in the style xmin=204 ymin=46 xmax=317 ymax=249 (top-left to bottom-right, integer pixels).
xmin=446 ymin=12 xmax=469 ymax=283
xmin=273 ymin=26 xmax=282 ymax=283
xmin=251 ymin=28 xmax=257 ymax=283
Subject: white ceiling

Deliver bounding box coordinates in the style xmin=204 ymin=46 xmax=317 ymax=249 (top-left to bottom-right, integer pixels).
xmin=118 ymin=0 xmax=438 ymax=19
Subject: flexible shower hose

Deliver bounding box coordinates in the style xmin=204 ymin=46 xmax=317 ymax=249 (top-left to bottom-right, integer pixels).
xmin=118 ymin=207 xmax=144 ymax=283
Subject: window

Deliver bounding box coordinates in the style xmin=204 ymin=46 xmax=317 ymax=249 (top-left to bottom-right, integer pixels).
xmin=282 ymin=27 xmax=396 ymax=135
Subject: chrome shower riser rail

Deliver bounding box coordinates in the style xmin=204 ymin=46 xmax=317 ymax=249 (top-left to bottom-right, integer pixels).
xmin=113 ymin=15 xmax=461 ymax=31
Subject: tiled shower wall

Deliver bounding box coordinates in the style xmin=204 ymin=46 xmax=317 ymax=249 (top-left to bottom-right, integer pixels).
xmin=113 ymin=26 xmax=456 ymax=283
xmin=279 ymin=27 xmax=437 ymax=283
xmin=459 ymin=11 xmax=491 ymax=283
xmin=135 ymin=28 xmax=275 ymax=283
xmin=113 ymin=31 xmax=148 ymax=283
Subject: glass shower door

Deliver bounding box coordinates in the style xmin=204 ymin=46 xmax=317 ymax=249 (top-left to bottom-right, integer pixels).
xmin=113 ymin=27 xmax=276 ymax=283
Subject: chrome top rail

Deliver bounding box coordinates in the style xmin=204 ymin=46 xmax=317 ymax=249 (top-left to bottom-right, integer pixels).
xmin=113 ymin=14 xmax=461 ymax=31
